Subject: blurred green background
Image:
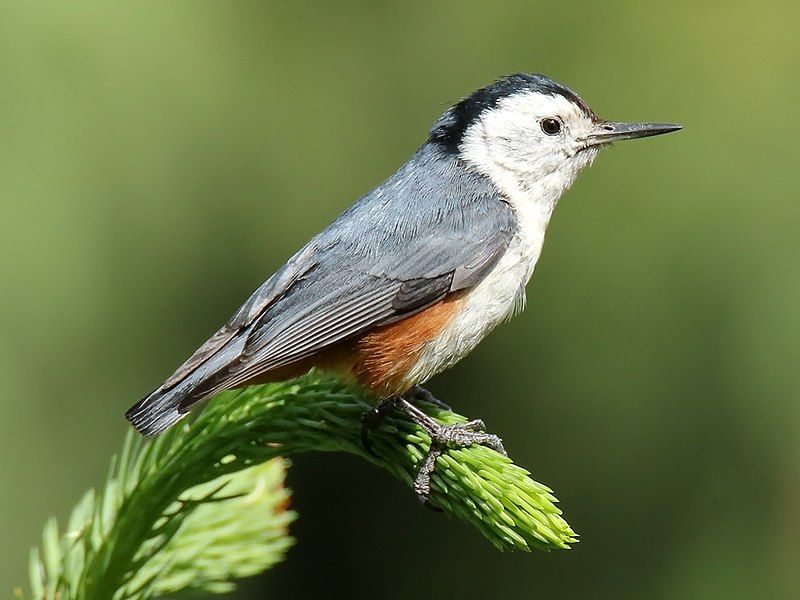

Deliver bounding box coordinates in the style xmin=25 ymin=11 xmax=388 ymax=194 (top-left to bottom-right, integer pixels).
xmin=2 ymin=1 xmax=799 ymax=598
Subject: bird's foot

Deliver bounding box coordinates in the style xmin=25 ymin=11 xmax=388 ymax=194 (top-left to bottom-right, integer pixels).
xmin=360 ymin=386 xmax=451 ymax=457
xmin=360 ymin=392 xmax=504 ymax=506
xmin=409 ymin=385 xmax=452 ymax=412
xmin=393 ymin=397 xmax=506 ymax=505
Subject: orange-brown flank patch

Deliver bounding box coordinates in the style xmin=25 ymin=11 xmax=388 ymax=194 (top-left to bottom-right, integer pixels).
xmin=351 ymin=292 xmax=466 ymax=397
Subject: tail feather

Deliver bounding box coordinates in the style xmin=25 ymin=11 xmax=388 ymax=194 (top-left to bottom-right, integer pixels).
xmin=127 ymin=333 xmax=250 ymax=435
xmin=125 ymin=387 xmax=188 ymax=436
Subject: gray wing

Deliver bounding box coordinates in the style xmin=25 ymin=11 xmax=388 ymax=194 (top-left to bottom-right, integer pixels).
xmin=178 ymin=145 xmax=517 ymax=403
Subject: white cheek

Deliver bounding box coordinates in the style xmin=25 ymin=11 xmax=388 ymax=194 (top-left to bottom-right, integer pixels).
xmin=460 ymin=90 xmax=599 ymax=205
xmin=494 ymin=132 xmax=560 ymax=174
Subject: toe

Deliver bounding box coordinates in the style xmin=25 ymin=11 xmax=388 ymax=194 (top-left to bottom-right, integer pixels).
xmin=462 ymin=419 xmax=486 ymax=431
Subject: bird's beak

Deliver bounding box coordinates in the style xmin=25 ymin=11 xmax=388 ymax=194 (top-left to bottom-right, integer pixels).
xmin=585 ymin=121 xmax=682 ymax=147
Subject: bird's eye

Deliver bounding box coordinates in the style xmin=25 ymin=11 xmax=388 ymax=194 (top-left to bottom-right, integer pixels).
xmin=540 ymin=117 xmax=562 ymax=135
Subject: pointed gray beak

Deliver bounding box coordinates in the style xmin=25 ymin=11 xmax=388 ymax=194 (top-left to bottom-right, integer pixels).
xmin=586 ymin=121 xmax=682 ymax=147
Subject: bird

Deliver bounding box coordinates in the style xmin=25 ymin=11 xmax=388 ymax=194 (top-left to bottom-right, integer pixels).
xmin=126 ymin=73 xmax=680 ymax=500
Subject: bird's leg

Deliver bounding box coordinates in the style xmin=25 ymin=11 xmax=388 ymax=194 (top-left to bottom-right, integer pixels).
xmin=409 ymin=385 xmax=452 ymax=412
xmin=393 ymin=396 xmax=506 ymax=504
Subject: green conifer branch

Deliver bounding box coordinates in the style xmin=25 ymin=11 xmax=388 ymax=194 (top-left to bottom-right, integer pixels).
xmin=20 ymin=371 xmax=576 ymax=599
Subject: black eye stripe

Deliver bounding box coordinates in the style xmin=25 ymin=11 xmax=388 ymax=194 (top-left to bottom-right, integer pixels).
xmin=541 ymin=118 xmax=562 ymax=135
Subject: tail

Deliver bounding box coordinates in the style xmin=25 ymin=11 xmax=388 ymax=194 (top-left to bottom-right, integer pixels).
xmin=125 ymin=386 xmax=190 ymax=436
xmin=126 ymin=323 xmax=251 ymax=435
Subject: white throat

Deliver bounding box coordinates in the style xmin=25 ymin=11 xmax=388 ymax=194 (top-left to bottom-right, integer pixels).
xmin=460 ymin=141 xmax=593 ymax=290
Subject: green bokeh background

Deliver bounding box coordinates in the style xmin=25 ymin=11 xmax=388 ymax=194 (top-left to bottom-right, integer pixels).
xmin=2 ymin=1 xmax=799 ymax=598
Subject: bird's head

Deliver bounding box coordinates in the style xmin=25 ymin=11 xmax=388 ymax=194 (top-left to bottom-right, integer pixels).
xmin=429 ymin=73 xmax=681 ymax=207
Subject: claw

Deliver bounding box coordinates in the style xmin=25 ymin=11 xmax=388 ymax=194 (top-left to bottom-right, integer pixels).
xmin=462 ymin=418 xmax=486 ymax=431
xmin=359 ymin=398 xmax=397 ymax=458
